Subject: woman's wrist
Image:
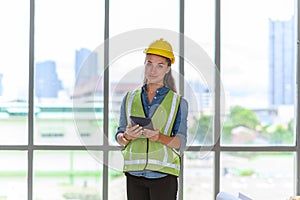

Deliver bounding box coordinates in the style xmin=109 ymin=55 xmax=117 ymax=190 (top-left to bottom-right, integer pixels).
xmin=122 ymin=132 xmax=131 ymax=142
xmin=157 ymin=132 xmax=163 ymax=143
xmin=118 ymin=132 xmax=131 ymax=146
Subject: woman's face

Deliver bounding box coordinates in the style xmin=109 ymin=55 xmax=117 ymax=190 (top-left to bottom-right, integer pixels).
xmin=144 ymin=54 xmax=170 ymax=85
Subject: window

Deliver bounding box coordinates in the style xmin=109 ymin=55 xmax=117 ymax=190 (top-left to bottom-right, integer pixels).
xmin=221 ymin=0 xmax=296 ymax=146
xmin=0 ymin=0 xmax=29 ymax=145
xmin=0 ymin=0 xmax=298 ymax=199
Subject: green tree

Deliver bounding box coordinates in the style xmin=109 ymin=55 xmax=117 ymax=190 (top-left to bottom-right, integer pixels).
xmin=222 ymin=105 xmax=261 ymax=143
xmin=189 ymin=115 xmax=213 ymax=144
xmin=266 ymin=119 xmax=294 ymax=144
xmin=288 ymin=119 xmax=294 ymax=134
xmin=189 ymin=106 xmax=262 ymax=144
xmin=228 ymin=106 xmax=260 ymax=129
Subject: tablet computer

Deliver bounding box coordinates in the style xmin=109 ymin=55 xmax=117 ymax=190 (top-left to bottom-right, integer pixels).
xmin=130 ymin=116 xmax=154 ymax=130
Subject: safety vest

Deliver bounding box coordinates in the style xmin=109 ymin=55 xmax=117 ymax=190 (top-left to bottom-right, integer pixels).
xmin=122 ymin=88 xmax=182 ymax=176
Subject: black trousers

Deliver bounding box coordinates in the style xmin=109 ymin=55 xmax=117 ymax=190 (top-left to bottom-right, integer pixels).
xmin=126 ymin=173 xmax=178 ymax=200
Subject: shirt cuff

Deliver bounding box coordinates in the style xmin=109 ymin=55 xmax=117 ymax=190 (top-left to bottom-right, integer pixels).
xmin=115 ymin=131 xmax=124 ymax=142
xmin=175 ymin=133 xmax=187 ymax=152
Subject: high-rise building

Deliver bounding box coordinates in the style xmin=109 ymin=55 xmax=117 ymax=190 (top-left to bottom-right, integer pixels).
xmin=75 ymin=48 xmax=99 ymax=85
xmin=185 ymin=80 xmax=212 ymax=115
xmin=35 ymin=61 xmax=62 ymax=98
xmin=72 ymin=48 xmax=99 ymax=98
xmin=269 ymin=16 xmax=295 ymax=106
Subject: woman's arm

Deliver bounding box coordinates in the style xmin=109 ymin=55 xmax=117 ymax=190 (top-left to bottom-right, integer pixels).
xmin=115 ymin=94 xmax=128 ymax=146
xmin=115 ymin=93 xmax=143 ymax=146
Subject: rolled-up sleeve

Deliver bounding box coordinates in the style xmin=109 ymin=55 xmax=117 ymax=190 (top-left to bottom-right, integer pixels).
xmin=114 ymin=94 xmax=128 ymax=142
xmin=172 ymin=97 xmax=188 ymax=152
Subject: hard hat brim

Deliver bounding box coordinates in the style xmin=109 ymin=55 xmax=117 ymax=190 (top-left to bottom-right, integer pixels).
xmin=144 ymin=48 xmax=175 ymax=64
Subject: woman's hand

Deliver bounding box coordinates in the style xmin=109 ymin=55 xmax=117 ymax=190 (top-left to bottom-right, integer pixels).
xmin=143 ymin=128 xmax=181 ymax=149
xmin=124 ymin=124 xmax=143 ymax=141
xmin=143 ymin=128 xmax=160 ymax=142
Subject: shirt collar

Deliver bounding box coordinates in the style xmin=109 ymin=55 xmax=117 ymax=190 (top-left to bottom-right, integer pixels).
xmin=142 ymin=84 xmax=170 ymax=95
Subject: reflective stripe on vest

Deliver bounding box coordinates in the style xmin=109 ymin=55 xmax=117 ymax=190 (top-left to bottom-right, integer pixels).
xmin=124 ymin=159 xmax=180 ymax=170
xmin=122 ymin=89 xmax=181 ymax=176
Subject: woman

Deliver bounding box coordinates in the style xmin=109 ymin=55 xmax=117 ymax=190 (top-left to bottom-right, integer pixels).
xmin=115 ymin=38 xmax=188 ymax=200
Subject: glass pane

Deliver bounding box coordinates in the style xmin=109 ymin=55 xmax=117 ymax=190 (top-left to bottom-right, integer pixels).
xmin=184 ymin=0 xmax=216 ymax=146
xmin=34 ymin=0 xmax=104 ymax=145
xmin=110 ymin=0 xmax=179 ymax=36
xmin=34 ymin=151 xmax=102 ymax=200
xmin=184 ymin=151 xmax=214 ymax=199
xmin=221 ymin=0 xmax=296 ymax=145
xmin=185 ymin=0 xmax=215 ymax=58
xmin=0 ymin=151 xmax=27 ymax=199
xmin=108 ymin=151 xmax=126 ymax=200
xmin=184 ymin=50 xmax=215 ymax=146
xmin=0 ymin=0 xmax=29 ymax=145
xmin=221 ymin=152 xmax=294 ymax=199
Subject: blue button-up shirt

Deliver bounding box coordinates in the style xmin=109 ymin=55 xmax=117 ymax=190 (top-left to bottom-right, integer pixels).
xmin=115 ymin=84 xmax=188 ymax=178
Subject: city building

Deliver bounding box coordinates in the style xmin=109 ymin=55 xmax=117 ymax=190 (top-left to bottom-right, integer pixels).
xmin=269 ymin=15 xmax=296 ymax=106
xmin=35 ymin=61 xmax=62 ymax=98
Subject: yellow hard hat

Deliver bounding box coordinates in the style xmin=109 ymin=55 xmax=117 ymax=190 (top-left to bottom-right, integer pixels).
xmin=144 ymin=38 xmax=175 ymax=64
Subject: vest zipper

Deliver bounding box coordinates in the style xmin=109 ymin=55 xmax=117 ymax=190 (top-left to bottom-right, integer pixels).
xmin=143 ymin=138 xmax=149 ymax=170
